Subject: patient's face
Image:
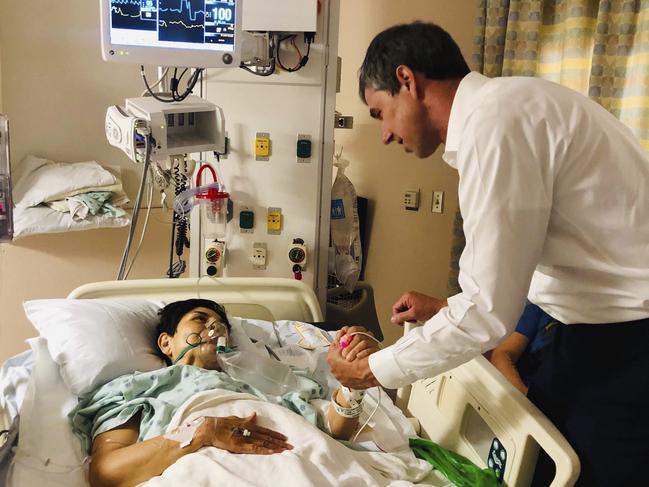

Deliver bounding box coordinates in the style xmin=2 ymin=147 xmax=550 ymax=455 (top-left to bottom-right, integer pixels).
xmin=159 ymin=306 xmax=229 ymax=370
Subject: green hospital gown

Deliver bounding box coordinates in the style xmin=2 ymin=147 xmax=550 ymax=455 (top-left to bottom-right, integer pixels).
xmin=70 ymin=364 xmax=325 ymax=453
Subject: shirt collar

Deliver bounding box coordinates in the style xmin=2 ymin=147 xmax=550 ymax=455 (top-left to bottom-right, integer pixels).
xmin=443 ymin=72 xmax=490 ymax=167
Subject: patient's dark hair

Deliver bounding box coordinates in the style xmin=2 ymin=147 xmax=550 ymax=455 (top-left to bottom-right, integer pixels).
xmin=155 ymin=299 xmax=231 ymax=364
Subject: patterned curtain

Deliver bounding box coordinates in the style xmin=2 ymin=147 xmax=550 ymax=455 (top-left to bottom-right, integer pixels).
xmin=447 ymin=0 xmax=649 ymax=296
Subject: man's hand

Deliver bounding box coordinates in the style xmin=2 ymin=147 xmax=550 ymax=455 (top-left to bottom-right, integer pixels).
xmin=335 ymin=326 xmax=381 ymax=362
xmin=194 ymin=412 xmax=293 ymax=454
xmin=327 ymin=342 xmax=380 ymax=389
xmin=391 ymin=291 xmax=447 ymax=325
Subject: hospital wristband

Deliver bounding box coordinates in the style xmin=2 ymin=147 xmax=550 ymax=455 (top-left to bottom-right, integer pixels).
xmin=331 ymin=389 xmax=363 ymax=418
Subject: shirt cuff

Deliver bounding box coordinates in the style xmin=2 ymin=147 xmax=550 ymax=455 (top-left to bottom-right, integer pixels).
xmin=368 ymin=346 xmax=411 ymax=390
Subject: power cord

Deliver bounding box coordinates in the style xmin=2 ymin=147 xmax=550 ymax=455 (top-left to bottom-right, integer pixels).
xmin=276 ymin=32 xmax=314 ymax=72
xmin=141 ymin=66 xmax=203 ymax=103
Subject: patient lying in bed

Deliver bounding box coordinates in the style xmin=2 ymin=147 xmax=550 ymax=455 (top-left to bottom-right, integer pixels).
xmin=70 ymin=299 xmax=420 ymax=487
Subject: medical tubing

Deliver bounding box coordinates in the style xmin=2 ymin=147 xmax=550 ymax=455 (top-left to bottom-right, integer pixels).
xmin=352 ymin=388 xmax=381 ymax=443
xmin=124 ymin=166 xmax=154 ymax=279
xmin=117 ymin=135 xmax=152 ymax=280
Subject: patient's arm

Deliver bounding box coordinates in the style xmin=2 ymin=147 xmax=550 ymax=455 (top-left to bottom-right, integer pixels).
xmin=327 ymin=387 xmax=361 ymax=440
xmin=90 ymin=412 xmax=292 ymax=487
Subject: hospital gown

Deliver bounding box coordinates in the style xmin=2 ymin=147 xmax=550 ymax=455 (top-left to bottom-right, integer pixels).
xmin=70 ymin=364 xmax=325 ymax=453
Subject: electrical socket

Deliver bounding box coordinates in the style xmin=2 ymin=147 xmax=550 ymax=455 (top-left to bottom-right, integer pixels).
xmin=251 ymin=242 xmax=267 ymax=270
xmin=404 ymin=189 xmax=420 ymax=211
xmin=432 ymin=191 xmax=444 ymax=213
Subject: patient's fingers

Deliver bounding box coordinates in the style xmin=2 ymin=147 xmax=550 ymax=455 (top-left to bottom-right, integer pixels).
xmin=246 ymin=424 xmax=289 ymax=441
xmin=344 ymin=339 xmax=370 ymax=361
xmin=335 ymin=326 xmax=350 ymax=343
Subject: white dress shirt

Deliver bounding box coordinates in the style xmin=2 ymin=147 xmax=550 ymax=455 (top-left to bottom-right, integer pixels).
xmin=369 ymin=72 xmax=649 ymax=389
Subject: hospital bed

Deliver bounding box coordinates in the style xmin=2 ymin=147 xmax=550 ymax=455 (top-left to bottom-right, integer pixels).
xmin=0 ymin=277 xmax=579 ymax=486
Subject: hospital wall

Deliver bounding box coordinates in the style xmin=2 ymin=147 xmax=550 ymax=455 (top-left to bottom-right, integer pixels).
xmin=335 ymin=1 xmax=472 ymax=346
xmin=0 ymin=0 xmax=474 ymax=360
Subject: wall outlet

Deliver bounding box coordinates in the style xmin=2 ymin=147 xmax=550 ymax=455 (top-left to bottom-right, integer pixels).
xmin=251 ymin=242 xmax=267 ymax=270
xmin=432 ymin=191 xmax=444 ymax=213
xmin=404 ymin=189 xmax=420 ymax=211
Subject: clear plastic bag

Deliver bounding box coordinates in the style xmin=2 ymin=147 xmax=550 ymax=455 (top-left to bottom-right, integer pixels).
xmin=330 ymin=149 xmax=362 ymax=292
xmin=217 ymin=350 xmax=299 ymax=396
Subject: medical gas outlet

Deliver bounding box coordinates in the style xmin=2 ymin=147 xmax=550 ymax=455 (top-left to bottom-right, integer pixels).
xmin=296 ymin=134 xmax=312 ymax=163
xmin=267 ymin=207 xmax=282 ymax=235
xmin=255 ymin=132 xmax=271 ymax=161
xmin=251 ymin=243 xmax=267 ymax=270
xmin=204 ymin=241 xmax=226 ymax=277
xmin=239 ymin=207 xmax=255 ymax=233
xmin=289 ymin=239 xmax=307 ymax=280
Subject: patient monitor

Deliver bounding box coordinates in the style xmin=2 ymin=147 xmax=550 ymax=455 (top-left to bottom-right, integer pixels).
xmin=100 ymin=0 xmax=242 ymax=68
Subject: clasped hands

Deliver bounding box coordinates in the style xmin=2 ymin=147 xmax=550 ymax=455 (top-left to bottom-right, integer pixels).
xmin=327 ymin=292 xmax=447 ymax=390
xmin=326 ymin=325 xmax=382 ymax=390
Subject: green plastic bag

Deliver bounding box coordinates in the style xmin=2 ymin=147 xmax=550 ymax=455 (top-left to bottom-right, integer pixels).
xmin=409 ymin=437 xmax=502 ymax=487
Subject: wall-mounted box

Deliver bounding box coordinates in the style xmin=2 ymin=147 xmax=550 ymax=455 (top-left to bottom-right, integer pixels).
xmin=242 ymin=0 xmax=318 ymax=32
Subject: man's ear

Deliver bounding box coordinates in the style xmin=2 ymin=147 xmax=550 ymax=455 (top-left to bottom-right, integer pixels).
xmin=158 ymin=333 xmax=173 ymax=359
xmin=395 ymin=65 xmax=419 ymax=98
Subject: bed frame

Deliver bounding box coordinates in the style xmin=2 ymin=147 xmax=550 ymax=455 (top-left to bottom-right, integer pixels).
xmin=66 ymin=277 xmax=578 ymax=486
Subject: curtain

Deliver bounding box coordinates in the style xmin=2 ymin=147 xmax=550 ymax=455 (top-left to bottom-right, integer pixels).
xmin=447 ymin=0 xmax=649 ymax=296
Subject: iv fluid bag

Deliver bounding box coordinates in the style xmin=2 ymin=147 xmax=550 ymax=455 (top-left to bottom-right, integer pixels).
xmin=330 ymin=157 xmax=362 ymax=292
xmin=217 ymin=350 xmax=299 ymax=396
xmin=0 ymin=114 xmax=13 ymax=242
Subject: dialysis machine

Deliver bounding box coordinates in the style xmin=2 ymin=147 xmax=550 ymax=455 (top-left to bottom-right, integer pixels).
xmin=101 ymin=0 xmax=339 ymax=307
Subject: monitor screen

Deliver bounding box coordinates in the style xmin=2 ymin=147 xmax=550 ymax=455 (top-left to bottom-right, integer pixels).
xmin=109 ymin=0 xmax=236 ymax=53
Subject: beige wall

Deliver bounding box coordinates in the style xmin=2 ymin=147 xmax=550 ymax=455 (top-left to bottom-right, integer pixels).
xmin=335 ymin=1 xmax=474 ymax=346
xmin=0 ymin=0 xmax=175 ymax=360
xmin=0 ymin=0 xmax=476 ymax=361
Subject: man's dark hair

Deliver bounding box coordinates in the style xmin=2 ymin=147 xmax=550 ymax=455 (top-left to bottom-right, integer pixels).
xmin=155 ymin=299 xmax=231 ymax=364
xmin=358 ymin=22 xmax=470 ymax=103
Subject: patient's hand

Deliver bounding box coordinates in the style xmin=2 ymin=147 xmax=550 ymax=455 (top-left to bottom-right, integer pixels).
xmin=335 ymin=326 xmax=381 ymax=362
xmin=194 ymin=412 xmax=293 ymax=455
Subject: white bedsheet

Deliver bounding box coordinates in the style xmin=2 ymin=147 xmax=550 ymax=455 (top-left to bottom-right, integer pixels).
xmin=143 ymin=389 xmax=432 ymax=487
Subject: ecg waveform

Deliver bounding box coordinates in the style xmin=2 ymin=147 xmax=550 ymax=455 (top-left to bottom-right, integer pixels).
xmin=110 ymin=0 xmax=235 ymax=46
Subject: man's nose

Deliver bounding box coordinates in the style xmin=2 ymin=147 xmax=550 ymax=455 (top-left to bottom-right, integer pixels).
xmin=382 ymin=129 xmax=394 ymax=145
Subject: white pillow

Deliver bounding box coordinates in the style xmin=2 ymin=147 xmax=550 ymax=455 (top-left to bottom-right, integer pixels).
xmin=23 ymin=299 xmax=260 ymax=396
xmin=13 ymin=155 xmax=116 ymax=208
xmin=8 ymin=337 xmax=87 ymax=487
xmin=23 ymin=299 xmax=165 ymax=395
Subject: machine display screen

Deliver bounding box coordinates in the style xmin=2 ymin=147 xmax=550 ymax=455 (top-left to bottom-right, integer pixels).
xmin=110 ymin=0 xmax=236 ymax=52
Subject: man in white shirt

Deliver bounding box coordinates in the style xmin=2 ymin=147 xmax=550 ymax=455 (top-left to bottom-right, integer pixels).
xmin=327 ymin=22 xmax=649 ymax=486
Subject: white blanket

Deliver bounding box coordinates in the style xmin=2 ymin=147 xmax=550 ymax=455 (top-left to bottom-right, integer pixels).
xmin=142 ymin=390 xmax=433 ymax=487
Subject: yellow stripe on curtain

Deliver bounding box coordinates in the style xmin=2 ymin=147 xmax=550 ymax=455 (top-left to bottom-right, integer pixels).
xmin=448 ymin=0 xmax=649 ymax=296
xmin=473 ymin=0 xmax=649 ymax=148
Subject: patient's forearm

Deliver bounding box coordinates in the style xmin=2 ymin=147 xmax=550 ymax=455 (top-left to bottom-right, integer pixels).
xmin=90 ymin=434 xmax=202 ymax=487
xmin=327 ymin=388 xmax=360 ymax=440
